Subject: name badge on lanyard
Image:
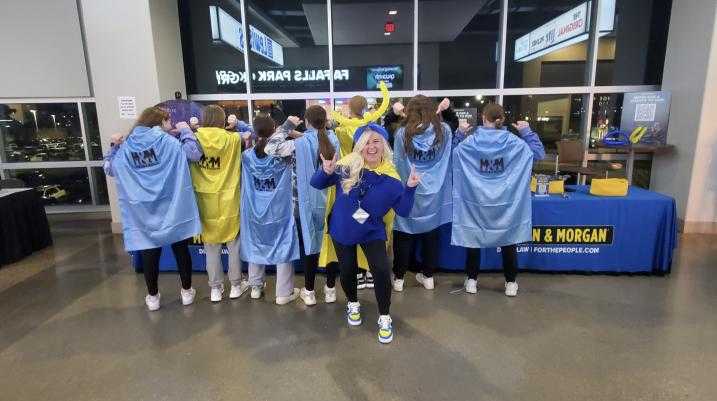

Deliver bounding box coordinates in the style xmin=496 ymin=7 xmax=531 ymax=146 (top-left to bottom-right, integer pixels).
xmin=352 ymin=174 xmax=372 ymax=224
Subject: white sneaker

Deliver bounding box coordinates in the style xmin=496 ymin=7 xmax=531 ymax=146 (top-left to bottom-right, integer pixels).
xmin=393 ymin=278 xmax=404 ymax=292
xmin=416 ymin=273 xmax=435 ymax=290
xmin=346 ymin=301 xmax=362 ymax=326
xmin=250 ymin=284 xmax=265 ymax=299
xmin=505 ymin=281 xmax=519 ymax=297
xmin=180 ymin=288 xmax=196 ymax=306
xmin=324 ymin=285 xmax=337 ymax=303
xmin=377 ymin=315 xmax=393 ymax=344
xmin=229 ymin=281 xmax=249 ymax=299
xmin=365 ymin=271 xmax=375 ymax=289
xmin=210 ymin=285 xmax=224 ymax=302
xmin=300 ymin=288 xmax=317 ymax=306
xmin=276 ymin=288 xmax=300 ymax=305
xmin=145 ymin=293 xmax=161 ymax=311
xmin=357 ymin=273 xmax=366 ymax=290
xmin=465 ymin=278 xmax=478 ymax=294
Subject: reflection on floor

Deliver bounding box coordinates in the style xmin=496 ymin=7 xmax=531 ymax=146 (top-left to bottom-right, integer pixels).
xmin=1 ymin=220 xmax=716 ymax=401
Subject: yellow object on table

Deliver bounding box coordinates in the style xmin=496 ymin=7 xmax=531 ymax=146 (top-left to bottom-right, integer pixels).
xmin=590 ymin=178 xmax=629 ymax=197
xmin=548 ymin=180 xmax=565 ymax=194
xmin=530 ymin=176 xmax=537 ymax=192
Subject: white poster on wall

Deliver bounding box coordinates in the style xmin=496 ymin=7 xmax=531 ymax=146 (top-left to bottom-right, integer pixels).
xmin=118 ymin=96 xmax=137 ymax=119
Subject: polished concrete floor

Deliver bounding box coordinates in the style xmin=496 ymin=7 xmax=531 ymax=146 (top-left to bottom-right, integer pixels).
xmin=1 ymin=220 xmax=716 ymax=401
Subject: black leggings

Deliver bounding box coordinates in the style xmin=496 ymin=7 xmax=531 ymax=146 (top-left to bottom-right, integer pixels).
xmin=393 ymin=229 xmax=440 ymax=278
xmin=297 ymin=220 xmax=337 ymax=291
xmin=465 ymin=244 xmax=519 ymax=282
xmin=333 ymin=239 xmax=391 ymax=315
xmin=140 ymin=238 xmax=193 ymax=295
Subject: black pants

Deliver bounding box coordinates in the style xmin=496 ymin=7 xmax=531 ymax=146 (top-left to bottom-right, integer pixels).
xmin=465 ymin=244 xmax=519 ymax=282
xmin=393 ymin=229 xmax=440 ymax=278
xmin=297 ymin=220 xmax=337 ymax=291
xmin=140 ymin=238 xmax=193 ymax=296
xmin=333 ymin=239 xmax=391 ymax=315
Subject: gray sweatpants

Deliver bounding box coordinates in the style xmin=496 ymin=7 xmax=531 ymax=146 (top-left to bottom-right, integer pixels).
xmin=248 ymin=262 xmax=294 ymax=298
xmin=205 ymin=237 xmax=242 ymax=289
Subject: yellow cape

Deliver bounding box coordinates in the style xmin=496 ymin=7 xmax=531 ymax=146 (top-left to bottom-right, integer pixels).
xmin=331 ymin=81 xmax=390 ymax=155
xmin=190 ymin=127 xmax=242 ymax=244
xmin=318 ymin=157 xmax=399 ymax=270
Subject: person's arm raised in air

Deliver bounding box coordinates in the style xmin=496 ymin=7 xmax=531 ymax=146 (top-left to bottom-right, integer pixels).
xmin=310 ymin=152 xmax=341 ymax=190
xmin=176 ymin=121 xmax=203 ymax=162
xmin=512 ymin=121 xmax=546 ymax=161
xmin=264 ymin=116 xmax=302 ymax=158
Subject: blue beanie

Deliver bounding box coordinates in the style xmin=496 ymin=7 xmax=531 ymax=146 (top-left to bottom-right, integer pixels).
xmin=353 ymin=123 xmax=389 ymax=144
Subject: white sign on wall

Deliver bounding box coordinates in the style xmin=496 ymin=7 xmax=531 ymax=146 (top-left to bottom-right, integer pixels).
xmin=514 ymin=0 xmax=616 ymax=62
xmin=209 ymin=5 xmax=284 ymax=66
xmin=118 ymin=96 xmax=137 ymax=119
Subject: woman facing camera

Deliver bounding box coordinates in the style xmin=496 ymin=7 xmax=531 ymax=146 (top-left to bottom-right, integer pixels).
xmin=104 ymin=107 xmax=202 ymax=311
xmin=310 ymin=124 xmax=420 ymax=344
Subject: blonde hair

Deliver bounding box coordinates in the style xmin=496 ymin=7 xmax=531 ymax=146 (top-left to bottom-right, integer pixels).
xmin=338 ymin=130 xmax=393 ymax=194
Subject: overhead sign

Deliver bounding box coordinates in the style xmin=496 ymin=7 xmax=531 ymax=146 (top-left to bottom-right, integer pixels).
xmin=209 ymin=5 xmax=284 ymax=66
xmin=514 ymin=0 xmax=615 ymax=62
xmin=620 ymin=91 xmax=671 ymax=145
xmin=216 ymin=68 xmax=349 ymax=87
xmin=366 ymin=65 xmax=403 ymax=90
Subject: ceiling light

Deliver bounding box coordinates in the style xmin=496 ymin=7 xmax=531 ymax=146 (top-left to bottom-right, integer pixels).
xmin=475 ymin=95 xmax=483 ymax=100
xmin=388 ymin=10 xmax=398 ymax=15
xmin=465 ymin=102 xmax=470 ymax=107
xmin=384 ymin=32 xmax=391 ymax=36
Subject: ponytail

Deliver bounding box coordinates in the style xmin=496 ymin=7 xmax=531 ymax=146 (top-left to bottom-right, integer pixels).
xmin=252 ymin=115 xmax=275 ymax=159
xmin=305 ymin=105 xmax=335 ymax=160
xmin=482 ymin=103 xmax=506 ymax=128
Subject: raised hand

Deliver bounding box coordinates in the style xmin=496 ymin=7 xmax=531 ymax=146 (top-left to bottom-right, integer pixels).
xmin=512 ymin=121 xmax=530 ymax=132
xmin=175 ymin=121 xmax=190 ymax=131
xmin=287 ymin=115 xmax=302 ymax=126
xmin=458 ymin=119 xmax=471 ymax=133
xmin=110 ymin=132 xmax=125 ymax=146
xmin=392 ymin=101 xmax=406 ymax=117
xmin=437 ymin=97 xmax=450 ymax=114
xmin=406 ymin=164 xmax=422 ymax=188
xmin=320 ymin=152 xmax=338 ymax=175
xmin=226 ymin=114 xmax=237 ymax=129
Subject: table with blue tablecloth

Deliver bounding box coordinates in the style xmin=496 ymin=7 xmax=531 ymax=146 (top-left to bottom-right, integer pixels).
xmin=131 ymin=186 xmax=676 ymax=275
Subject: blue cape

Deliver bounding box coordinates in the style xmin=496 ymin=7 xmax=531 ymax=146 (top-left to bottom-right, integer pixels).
xmin=294 ymin=129 xmax=340 ymax=255
xmin=112 ymin=126 xmax=201 ymax=251
xmin=451 ymin=127 xmax=533 ymax=248
xmin=393 ymin=122 xmax=453 ymax=233
xmin=240 ymin=149 xmax=299 ymax=264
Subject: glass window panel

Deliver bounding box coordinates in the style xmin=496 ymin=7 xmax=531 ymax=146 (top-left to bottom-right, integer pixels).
xmin=179 ymin=0 xmax=248 ymax=94
xmin=0 ymin=103 xmax=82 ymax=163
xmin=502 ymin=94 xmax=584 ymax=152
xmin=197 ymin=101 xmax=250 ymax=126
xmin=7 ymin=168 xmax=91 ymax=206
xmin=246 ymin=1 xmax=330 ymax=93
xmin=252 ymin=99 xmax=330 ymax=128
xmin=418 ymin=0 xmax=500 ymax=89
xmin=91 ymin=167 xmax=109 ymax=205
xmin=332 ymin=0 xmax=414 ymax=91
xmin=82 ymin=103 xmax=103 ymax=160
xmin=589 ymin=93 xmax=623 ymax=149
xmin=506 ymin=0 xmax=590 ymax=88
xmin=595 ymin=0 xmax=672 ymax=86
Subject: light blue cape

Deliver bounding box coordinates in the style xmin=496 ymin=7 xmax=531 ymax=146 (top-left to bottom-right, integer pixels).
xmin=112 ymin=126 xmax=201 ymax=251
xmin=240 ymin=149 xmax=299 ymax=264
xmin=294 ymin=129 xmax=340 ymax=255
xmin=393 ymin=122 xmax=453 ymax=234
xmin=451 ymin=127 xmax=534 ymax=248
